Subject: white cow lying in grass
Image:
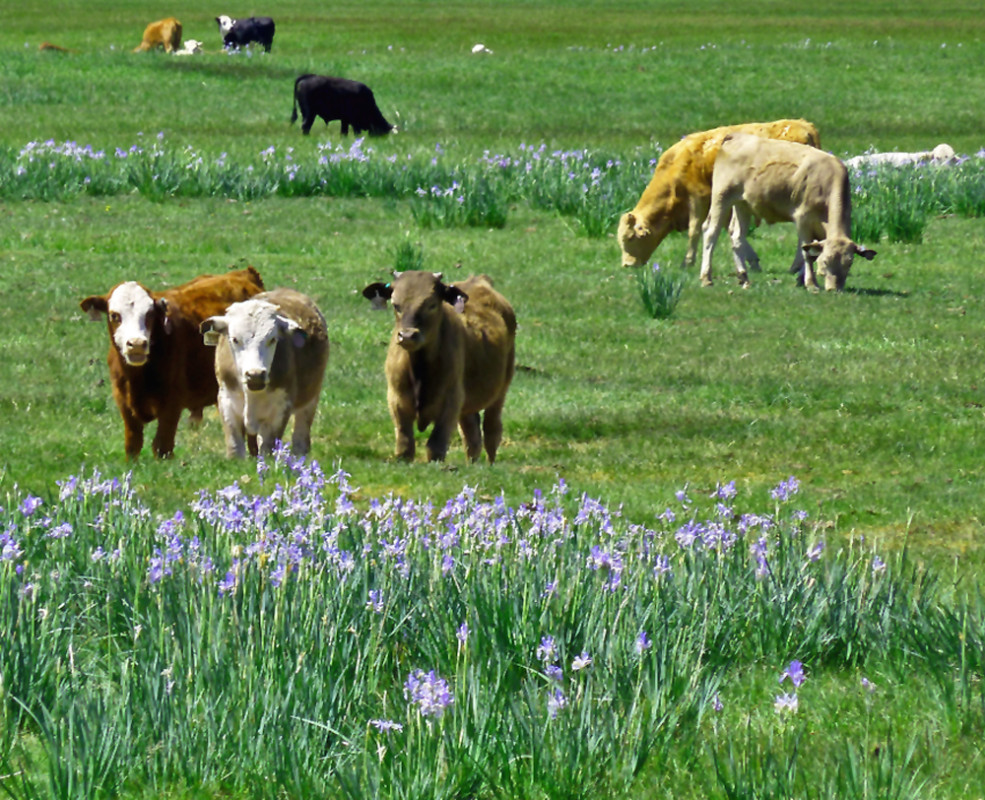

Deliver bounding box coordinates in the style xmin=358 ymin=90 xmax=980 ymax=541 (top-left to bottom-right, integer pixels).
xmin=201 ymin=289 xmax=329 ymax=458
xmin=845 ymin=143 xmax=957 ymax=169
xmin=173 ymin=39 xmax=203 ymax=56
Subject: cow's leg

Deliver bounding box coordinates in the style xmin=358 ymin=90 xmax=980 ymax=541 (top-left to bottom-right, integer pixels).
xmin=188 ymin=407 xmax=204 ymax=427
xmin=699 ymin=197 xmax=731 ymax=287
xmin=300 ymin=102 xmax=315 ymax=135
xmin=120 ymin=408 xmax=145 ymax=460
xmin=290 ymin=400 xmax=318 ymax=457
xmin=730 ymin=212 xmax=761 ymax=272
xmin=727 ymin=205 xmax=754 ymax=288
xmin=481 ymin=396 xmax=507 ymax=464
xmin=459 ymin=412 xmax=482 ymax=462
xmin=217 ymin=387 xmax=248 ymax=458
xmin=685 ymin=195 xmax=711 ymax=268
xmin=792 ymin=220 xmax=820 ymax=292
xmin=151 ymin=406 xmax=182 ymax=458
xmin=388 ymin=387 xmax=416 ymax=461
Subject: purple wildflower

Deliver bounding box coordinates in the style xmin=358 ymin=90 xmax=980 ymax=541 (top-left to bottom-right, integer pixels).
xmin=774 ymin=692 xmax=798 ymax=714
xmin=780 ymin=659 xmax=806 ymax=688
xmin=404 ymin=669 xmax=454 ymax=719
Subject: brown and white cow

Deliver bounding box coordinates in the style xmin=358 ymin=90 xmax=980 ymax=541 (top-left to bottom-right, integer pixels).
xmin=200 ymin=289 xmax=330 ymax=458
xmin=699 ymin=132 xmax=876 ymax=291
xmin=80 ymin=267 xmax=265 ymax=458
xmin=362 ymin=271 xmax=516 ymax=463
xmin=618 ymin=119 xmax=821 ymax=269
xmin=133 ymin=17 xmax=183 ymax=53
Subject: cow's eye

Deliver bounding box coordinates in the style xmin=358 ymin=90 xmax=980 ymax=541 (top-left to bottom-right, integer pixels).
xmin=109 ymin=312 xmax=121 ymax=324
xmin=392 ymin=303 xmax=402 ymax=313
xmin=231 ymin=336 xmax=240 ymax=346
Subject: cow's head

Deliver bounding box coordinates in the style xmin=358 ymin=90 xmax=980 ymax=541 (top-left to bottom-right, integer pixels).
xmin=201 ymin=299 xmax=304 ymax=392
xmin=803 ymin=239 xmax=877 ymax=291
xmin=617 ymin=212 xmax=666 ymax=267
xmin=215 ymin=15 xmax=235 ymax=35
xmin=362 ymin=271 xmax=467 ymax=353
xmin=80 ymin=281 xmax=169 ymax=366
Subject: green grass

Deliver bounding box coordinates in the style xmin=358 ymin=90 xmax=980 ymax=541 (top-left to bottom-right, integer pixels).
xmin=2 ymin=2 xmax=985 ymax=797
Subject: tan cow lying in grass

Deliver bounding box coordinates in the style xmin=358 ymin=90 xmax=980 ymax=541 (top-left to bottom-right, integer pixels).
xmin=362 ymin=271 xmax=516 ymax=463
xmin=133 ymin=17 xmax=182 ymax=53
xmin=618 ymin=119 xmax=821 ymax=269
xmin=80 ymin=267 xmax=265 ymax=458
xmin=699 ymin=133 xmax=876 ymax=291
xmin=201 ymin=289 xmax=330 ymax=459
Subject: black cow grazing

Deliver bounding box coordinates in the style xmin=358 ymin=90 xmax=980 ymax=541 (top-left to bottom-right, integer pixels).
xmin=216 ymin=14 xmax=275 ymax=52
xmin=290 ymin=74 xmax=395 ymax=137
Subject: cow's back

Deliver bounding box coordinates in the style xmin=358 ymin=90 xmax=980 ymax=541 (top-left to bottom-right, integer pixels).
xmin=455 ymin=275 xmax=516 ymax=414
xmin=255 ymin=288 xmax=330 ymax=403
xmin=716 ymin=133 xmax=846 ymax=225
xmin=157 ymin=267 xmax=265 ymax=404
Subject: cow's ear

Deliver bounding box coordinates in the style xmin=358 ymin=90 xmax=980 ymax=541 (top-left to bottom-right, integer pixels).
xmin=855 ymin=245 xmax=877 ymax=261
xmin=157 ymin=298 xmax=174 ymax=334
xmin=362 ymin=282 xmax=392 ymax=311
xmin=80 ymin=295 xmax=108 ymax=321
xmin=443 ymin=285 xmax=468 ymax=313
xmin=277 ymin=315 xmax=308 ymax=347
xmin=802 ymin=241 xmax=824 ymax=263
xmin=200 ymin=317 xmax=227 ymax=346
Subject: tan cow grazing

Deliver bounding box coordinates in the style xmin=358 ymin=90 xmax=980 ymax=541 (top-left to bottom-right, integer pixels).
xmin=201 ymin=289 xmax=330 ymax=459
xmin=133 ymin=17 xmax=182 ymax=53
xmin=80 ymin=267 xmax=265 ymax=458
xmin=618 ymin=119 xmax=821 ymax=269
xmin=362 ymin=271 xmax=516 ymax=463
xmin=699 ymin=133 xmax=877 ymax=292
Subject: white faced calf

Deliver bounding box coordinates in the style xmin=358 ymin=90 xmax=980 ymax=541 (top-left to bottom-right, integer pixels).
xmin=201 ymin=289 xmax=329 ymax=458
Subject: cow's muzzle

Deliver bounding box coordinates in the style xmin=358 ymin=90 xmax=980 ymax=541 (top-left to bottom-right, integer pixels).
xmin=122 ymin=340 xmax=149 ymax=366
xmin=396 ymin=329 xmax=423 ymax=350
xmin=244 ymin=369 xmax=268 ymax=392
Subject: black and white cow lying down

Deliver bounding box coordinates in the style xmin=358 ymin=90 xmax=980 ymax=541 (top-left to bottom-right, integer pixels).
xmin=290 ymin=74 xmax=395 ymax=136
xmin=216 ymin=14 xmax=275 ymax=52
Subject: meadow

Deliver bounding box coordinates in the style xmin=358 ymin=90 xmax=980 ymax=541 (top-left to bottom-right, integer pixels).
xmin=2 ymin=1 xmax=985 ymax=797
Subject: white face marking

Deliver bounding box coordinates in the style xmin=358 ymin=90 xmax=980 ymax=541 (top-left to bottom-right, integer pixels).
xmin=220 ymin=300 xmax=283 ymax=391
xmin=107 ymin=282 xmax=155 ymax=366
xmin=217 ymin=15 xmax=235 ymax=35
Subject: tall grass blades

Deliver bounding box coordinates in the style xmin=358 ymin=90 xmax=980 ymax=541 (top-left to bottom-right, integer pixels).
xmin=636 ymin=262 xmax=687 ymax=319
xmin=2 ymin=458 xmax=980 ymax=798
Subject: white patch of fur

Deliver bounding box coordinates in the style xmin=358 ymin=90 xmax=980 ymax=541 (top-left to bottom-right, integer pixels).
xmin=216 ymin=14 xmax=235 ymax=35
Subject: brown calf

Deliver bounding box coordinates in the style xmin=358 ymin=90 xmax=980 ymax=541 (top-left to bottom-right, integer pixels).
xmin=80 ymin=267 xmax=264 ymax=458
xmin=133 ymin=17 xmax=182 ymax=53
xmin=362 ymin=271 xmax=516 ymax=463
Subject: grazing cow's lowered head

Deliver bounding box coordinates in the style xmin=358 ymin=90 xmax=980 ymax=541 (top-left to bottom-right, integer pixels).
xmin=81 ymin=281 xmax=168 ymax=367
xmin=617 ymin=211 xmax=673 ymax=268
xmin=365 ymin=271 xmax=468 ymax=353
xmin=803 ymin=238 xmax=877 ymax=292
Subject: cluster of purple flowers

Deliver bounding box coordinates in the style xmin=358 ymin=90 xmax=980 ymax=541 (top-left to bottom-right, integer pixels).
xmin=404 ymin=669 xmax=454 ymax=719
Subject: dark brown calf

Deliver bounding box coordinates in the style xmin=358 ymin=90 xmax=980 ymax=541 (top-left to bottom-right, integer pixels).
xmin=80 ymin=267 xmax=264 ymax=458
xmin=362 ymin=271 xmax=516 ymax=463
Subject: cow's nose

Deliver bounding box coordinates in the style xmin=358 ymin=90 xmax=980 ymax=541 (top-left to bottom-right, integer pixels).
xmin=397 ymin=328 xmax=421 ymax=347
xmin=244 ymin=369 xmax=267 ymax=391
xmin=126 ymin=337 xmax=148 ymax=351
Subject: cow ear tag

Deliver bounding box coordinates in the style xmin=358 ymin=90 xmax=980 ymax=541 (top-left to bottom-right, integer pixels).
xmin=202 ymin=330 xmax=221 ymax=346
xmin=453 ymin=296 xmax=466 ymax=314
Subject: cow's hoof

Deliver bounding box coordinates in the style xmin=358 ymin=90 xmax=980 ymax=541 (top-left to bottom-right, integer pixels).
xmin=701 ymin=278 xmax=714 ymax=287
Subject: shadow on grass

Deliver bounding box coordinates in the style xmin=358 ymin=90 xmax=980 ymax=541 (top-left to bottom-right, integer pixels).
xmin=844 ymin=286 xmax=910 ymax=298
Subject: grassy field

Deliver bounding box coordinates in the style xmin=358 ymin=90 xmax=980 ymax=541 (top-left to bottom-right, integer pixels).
xmin=3 ymin=2 xmax=985 ymax=798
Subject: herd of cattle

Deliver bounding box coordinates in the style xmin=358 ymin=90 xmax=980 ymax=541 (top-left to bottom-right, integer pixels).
xmin=81 ymin=267 xmax=515 ymax=464
xmin=127 ymin=15 xmax=397 ymax=137
xmin=84 ymin=23 xmax=960 ymax=461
